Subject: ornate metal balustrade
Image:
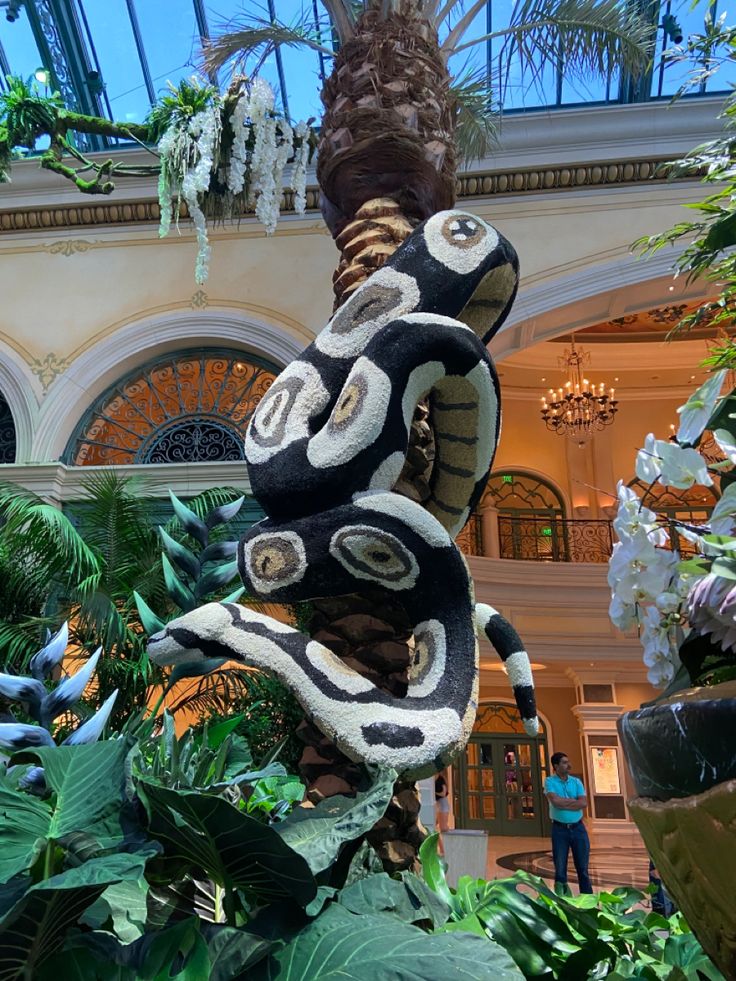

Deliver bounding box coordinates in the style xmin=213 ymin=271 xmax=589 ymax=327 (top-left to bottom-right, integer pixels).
xmin=498 ymin=515 xmax=614 ymax=564
xmin=455 ymin=513 xmax=482 ymax=556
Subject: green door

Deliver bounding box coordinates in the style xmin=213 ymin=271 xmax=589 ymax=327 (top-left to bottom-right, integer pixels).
xmin=456 ymin=735 xmax=549 ymax=836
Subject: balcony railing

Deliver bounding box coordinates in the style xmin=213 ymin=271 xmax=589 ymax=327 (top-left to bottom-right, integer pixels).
xmin=497 ymin=516 xmax=614 ymax=563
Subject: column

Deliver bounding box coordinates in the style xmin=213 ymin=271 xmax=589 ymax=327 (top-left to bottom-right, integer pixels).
xmin=478 ymin=503 xmax=500 ymax=558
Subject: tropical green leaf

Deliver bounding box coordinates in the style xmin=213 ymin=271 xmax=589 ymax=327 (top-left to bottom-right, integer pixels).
xmin=200 ymin=541 xmax=238 ymax=564
xmin=27 ymin=740 xmax=132 ymax=848
xmin=277 ymin=767 xmax=395 ymax=874
xmin=0 ymin=852 xmax=152 ymax=981
xmin=419 ymin=832 xmax=454 ymax=908
xmin=251 ymin=904 xmax=523 ymax=980
xmin=161 ymin=553 xmax=197 ymax=612
xmin=338 ymin=871 xmax=451 ymax=928
xmin=159 ymin=528 xmax=200 ymax=581
xmin=81 ymin=877 xmax=149 ymax=944
xmin=205 ymin=497 xmax=245 ymax=529
xmin=133 ymin=590 xmax=166 ymax=636
xmin=195 ymin=560 xmax=239 ymax=598
xmin=168 ymin=492 xmax=209 ymax=547
xmin=0 ymin=784 xmax=52 ymax=881
xmin=137 ymin=781 xmax=317 ymax=906
xmin=205 ymin=925 xmax=273 ymax=981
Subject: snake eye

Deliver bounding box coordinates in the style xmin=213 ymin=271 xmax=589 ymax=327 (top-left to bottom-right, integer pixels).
xmin=441 ymin=214 xmax=486 ymax=249
xmin=244 ymin=531 xmax=306 ymax=594
xmin=329 ymin=525 xmax=419 ymax=590
xmin=424 ymin=210 xmax=498 ymax=274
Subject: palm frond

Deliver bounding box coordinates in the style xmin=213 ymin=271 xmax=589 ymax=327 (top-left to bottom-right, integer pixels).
xmin=321 ymin=0 xmax=358 ymax=44
xmin=442 ymin=0 xmax=491 ymax=57
xmin=0 ymin=482 xmax=99 ymax=585
xmin=451 ymin=64 xmax=499 ymax=163
xmin=448 ymin=0 xmax=655 ymax=83
xmin=203 ymin=17 xmax=336 ymax=77
xmin=166 ymin=667 xmax=252 ymax=718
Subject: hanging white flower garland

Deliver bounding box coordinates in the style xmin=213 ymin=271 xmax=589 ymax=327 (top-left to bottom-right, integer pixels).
xmin=157 ymin=78 xmax=310 ymax=283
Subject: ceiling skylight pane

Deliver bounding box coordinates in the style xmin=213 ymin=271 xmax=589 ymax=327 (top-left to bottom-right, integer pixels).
xmin=0 ymin=10 xmax=45 ymax=87
xmin=133 ymin=0 xmax=201 ymax=101
xmin=77 ymin=0 xmax=149 ymax=123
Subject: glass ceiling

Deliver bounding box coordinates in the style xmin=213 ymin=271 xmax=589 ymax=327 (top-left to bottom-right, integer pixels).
xmin=0 ymin=0 xmax=733 ymax=133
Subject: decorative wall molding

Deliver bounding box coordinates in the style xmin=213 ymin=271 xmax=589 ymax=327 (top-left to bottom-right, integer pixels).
xmin=190 ymin=290 xmax=209 ymax=309
xmin=0 ymin=158 xmax=700 ymax=233
xmin=32 ymin=308 xmax=306 ymax=461
xmin=0 ymin=459 xmax=251 ymax=503
xmin=30 ymin=353 xmax=70 ymax=393
xmin=0 ymin=342 xmax=40 ymax=463
xmin=42 ymin=239 xmax=97 ymax=256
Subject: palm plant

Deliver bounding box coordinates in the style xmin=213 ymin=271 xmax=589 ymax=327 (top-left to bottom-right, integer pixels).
xmin=206 ymin=0 xmax=654 ymax=303
xmin=204 ymin=0 xmax=655 ymax=872
xmin=0 ymin=474 xmax=250 ymax=728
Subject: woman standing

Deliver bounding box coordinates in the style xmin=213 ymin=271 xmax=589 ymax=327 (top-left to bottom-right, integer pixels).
xmin=435 ymin=771 xmax=451 ymax=856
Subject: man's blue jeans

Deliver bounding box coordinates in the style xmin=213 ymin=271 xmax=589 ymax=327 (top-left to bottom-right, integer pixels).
xmin=551 ymin=820 xmax=593 ymax=894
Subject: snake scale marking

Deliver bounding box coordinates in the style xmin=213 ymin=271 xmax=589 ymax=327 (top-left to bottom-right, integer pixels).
xmin=149 ymin=210 xmax=539 ymax=779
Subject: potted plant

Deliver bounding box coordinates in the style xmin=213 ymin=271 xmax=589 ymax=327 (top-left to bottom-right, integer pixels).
xmin=609 ymin=369 xmax=736 ymax=978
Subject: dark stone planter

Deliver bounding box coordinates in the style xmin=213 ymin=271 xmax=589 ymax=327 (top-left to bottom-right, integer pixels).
xmin=619 ymin=681 xmax=736 ymax=979
xmin=618 ymin=681 xmax=736 ymax=800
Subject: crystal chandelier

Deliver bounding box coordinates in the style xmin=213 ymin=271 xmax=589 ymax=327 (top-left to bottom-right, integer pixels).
xmin=540 ymin=337 xmax=618 ymax=441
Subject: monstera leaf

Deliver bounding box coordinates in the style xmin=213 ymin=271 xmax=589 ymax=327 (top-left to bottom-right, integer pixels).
xmin=137 ymin=781 xmax=316 ymax=906
xmin=276 ymin=767 xmax=395 ymax=875
xmin=251 ymin=904 xmax=523 ymax=980
xmin=0 ymin=852 xmax=153 ymax=981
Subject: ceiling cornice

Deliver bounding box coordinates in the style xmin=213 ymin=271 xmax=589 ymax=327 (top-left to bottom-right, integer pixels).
xmin=0 ymin=155 xmax=703 ymax=235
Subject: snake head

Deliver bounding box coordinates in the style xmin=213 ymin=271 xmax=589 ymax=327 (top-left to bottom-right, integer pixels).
xmin=148 ymin=603 xmax=238 ymax=667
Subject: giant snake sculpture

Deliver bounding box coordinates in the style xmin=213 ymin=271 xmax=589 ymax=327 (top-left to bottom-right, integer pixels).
xmin=149 ymin=210 xmax=538 ymax=779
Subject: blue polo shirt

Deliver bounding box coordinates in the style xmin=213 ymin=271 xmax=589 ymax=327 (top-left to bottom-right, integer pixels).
xmin=544 ymin=774 xmax=585 ymax=823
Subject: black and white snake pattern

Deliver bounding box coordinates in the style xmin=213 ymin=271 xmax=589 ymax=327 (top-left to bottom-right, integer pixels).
xmin=149 ymin=210 xmax=538 ymax=778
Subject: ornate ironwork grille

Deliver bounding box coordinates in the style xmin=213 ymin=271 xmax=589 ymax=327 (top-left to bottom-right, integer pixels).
xmin=498 ymin=515 xmax=613 ymax=562
xmin=0 ymin=392 xmax=16 ymax=464
xmin=455 ymin=513 xmax=482 ymax=556
xmin=63 ymin=349 xmax=278 ymax=466
xmin=632 ymin=479 xmax=716 ymax=556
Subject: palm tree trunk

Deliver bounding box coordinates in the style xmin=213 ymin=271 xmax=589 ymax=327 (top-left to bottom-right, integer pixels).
xmin=299 ymin=10 xmax=461 ymax=874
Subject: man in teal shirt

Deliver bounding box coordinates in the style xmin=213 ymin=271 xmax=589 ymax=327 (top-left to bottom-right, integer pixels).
xmin=544 ymin=751 xmax=593 ymax=894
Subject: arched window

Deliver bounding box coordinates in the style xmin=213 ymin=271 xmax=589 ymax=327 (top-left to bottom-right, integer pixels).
xmin=63 ymin=348 xmax=278 ymax=466
xmin=487 ymin=470 xmax=566 ymax=515
xmin=487 ymin=471 xmax=569 ymax=560
xmin=0 ymin=392 xmax=16 ymax=464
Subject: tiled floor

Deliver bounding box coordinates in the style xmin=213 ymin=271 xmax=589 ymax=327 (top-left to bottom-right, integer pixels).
xmin=484 ymin=834 xmax=651 ymax=891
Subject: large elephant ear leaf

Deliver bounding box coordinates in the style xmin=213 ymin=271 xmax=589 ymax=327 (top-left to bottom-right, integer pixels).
xmin=169 ymin=492 xmax=209 ymax=546
xmin=0 ymin=852 xmax=152 ymax=981
xmin=276 ymin=767 xmax=395 ymax=876
xmin=137 ymin=781 xmax=317 ymax=907
xmin=250 ymin=905 xmax=523 ymax=980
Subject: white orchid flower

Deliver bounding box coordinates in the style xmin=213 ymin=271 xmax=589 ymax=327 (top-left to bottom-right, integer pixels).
xmin=676 ymin=369 xmax=728 ymax=445
xmin=635 ymin=433 xmax=664 ymax=484
xmin=709 ymin=481 xmax=736 ymax=536
xmin=658 ymin=442 xmax=712 ymax=489
xmin=609 ymin=594 xmax=638 ymax=630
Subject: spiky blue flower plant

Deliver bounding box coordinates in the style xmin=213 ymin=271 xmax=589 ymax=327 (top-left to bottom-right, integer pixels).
xmin=0 ymin=624 xmax=118 ymax=791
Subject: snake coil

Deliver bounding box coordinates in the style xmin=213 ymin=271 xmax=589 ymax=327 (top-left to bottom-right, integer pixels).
xmin=150 ymin=210 xmax=538 ymax=778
